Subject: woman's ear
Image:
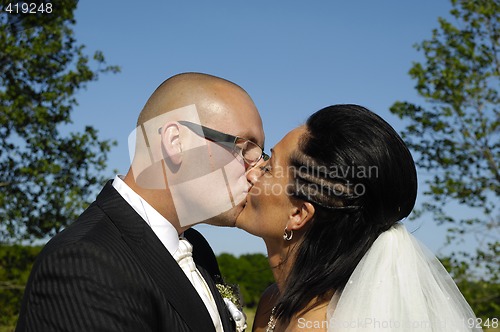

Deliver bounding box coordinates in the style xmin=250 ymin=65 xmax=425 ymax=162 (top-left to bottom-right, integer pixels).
xmin=287 ymin=201 xmax=315 ymax=231
xmin=160 ymin=122 xmax=182 ymax=165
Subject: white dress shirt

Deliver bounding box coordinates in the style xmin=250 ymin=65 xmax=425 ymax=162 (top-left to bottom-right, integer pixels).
xmin=112 ymin=175 xmax=178 ymax=254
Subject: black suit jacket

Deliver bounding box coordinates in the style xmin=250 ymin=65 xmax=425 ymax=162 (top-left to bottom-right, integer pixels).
xmin=16 ymin=181 xmax=234 ymax=332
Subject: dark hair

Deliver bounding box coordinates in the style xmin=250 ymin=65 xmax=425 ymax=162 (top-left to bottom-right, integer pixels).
xmin=275 ymin=104 xmax=417 ymax=322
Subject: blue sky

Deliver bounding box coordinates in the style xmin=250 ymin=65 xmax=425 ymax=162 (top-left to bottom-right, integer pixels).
xmin=70 ymin=0 xmax=457 ymax=255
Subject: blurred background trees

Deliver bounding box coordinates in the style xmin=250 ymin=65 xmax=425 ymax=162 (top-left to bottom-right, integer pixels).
xmin=0 ymin=0 xmax=119 ymax=243
xmin=1 ymin=1 xmax=118 ymax=327
xmin=390 ymin=0 xmax=499 ymax=318
xmin=217 ymin=253 xmax=274 ymax=308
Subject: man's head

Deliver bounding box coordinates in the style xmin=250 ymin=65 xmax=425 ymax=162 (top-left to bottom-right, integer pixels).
xmin=124 ymin=73 xmax=264 ymax=232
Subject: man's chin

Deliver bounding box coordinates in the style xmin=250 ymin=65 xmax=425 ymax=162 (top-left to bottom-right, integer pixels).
xmin=203 ymin=202 xmax=245 ymax=227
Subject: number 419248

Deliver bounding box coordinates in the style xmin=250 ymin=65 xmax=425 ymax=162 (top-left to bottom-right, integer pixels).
xmin=4 ymin=2 xmax=53 ymax=14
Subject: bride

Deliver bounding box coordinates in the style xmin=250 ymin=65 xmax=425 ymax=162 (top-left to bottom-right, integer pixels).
xmin=236 ymin=104 xmax=481 ymax=331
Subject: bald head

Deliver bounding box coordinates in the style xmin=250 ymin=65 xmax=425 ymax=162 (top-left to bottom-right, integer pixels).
xmin=138 ymin=72 xmax=254 ymax=128
xmin=126 ymin=72 xmax=265 ymax=229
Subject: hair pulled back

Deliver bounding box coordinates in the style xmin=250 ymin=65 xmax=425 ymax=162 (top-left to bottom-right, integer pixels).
xmin=275 ymin=104 xmax=417 ymax=322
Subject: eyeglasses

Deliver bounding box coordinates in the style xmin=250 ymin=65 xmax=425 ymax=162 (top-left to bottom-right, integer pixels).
xmin=159 ymin=121 xmax=269 ymax=166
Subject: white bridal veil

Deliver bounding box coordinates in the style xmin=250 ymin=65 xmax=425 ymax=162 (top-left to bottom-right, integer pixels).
xmin=326 ymin=223 xmax=482 ymax=331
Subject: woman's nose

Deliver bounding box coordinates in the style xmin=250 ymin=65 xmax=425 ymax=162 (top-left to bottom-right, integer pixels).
xmin=245 ymin=160 xmax=265 ymax=185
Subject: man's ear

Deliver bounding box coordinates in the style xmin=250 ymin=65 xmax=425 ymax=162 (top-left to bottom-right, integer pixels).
xmin=287 ymin=201 xmax=315 ymax=231
xmin=160 ymin=122 xmax=182 ymax=165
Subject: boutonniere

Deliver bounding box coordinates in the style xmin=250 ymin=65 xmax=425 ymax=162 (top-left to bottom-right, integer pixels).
xmin=216 ymin=282 xmax=247 ymax=332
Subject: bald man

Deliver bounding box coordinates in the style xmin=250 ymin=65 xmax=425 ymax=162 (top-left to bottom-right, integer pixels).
xmin=16 ymin=73 xmax=265 ymax=332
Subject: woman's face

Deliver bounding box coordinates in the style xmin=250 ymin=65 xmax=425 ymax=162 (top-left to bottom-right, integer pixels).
xmin=235 ymin=126 xmax=307 ymax=240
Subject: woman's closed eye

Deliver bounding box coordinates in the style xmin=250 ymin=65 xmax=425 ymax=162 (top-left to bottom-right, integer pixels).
xmin=260 ymin=163 xmax=272 ymax=174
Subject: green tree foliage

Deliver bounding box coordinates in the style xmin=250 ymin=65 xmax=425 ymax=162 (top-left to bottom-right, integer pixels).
xmin=0 ymin=244 xmax=41 ymax=328
xmin=441 ymin=256 xmax=500 ymax=322
xmin=0 ymin=0 xmax=119 ymax=242
xmin=217 ymin=253 xmax=274 ymax=308
xmin=390 ymin=0 xmax=499 ymax=319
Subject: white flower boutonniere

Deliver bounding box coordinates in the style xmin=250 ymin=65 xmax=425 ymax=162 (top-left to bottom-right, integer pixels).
xmin=216 ymin=283 xmax=247 ymax=332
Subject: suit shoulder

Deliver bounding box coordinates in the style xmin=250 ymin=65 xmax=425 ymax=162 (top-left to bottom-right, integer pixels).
xmin=39 ymin=202 xmax=121 ymax=260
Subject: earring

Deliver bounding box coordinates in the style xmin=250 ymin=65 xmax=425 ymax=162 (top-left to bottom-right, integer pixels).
xmin=283 ymin=227 xmax=293 ymax=241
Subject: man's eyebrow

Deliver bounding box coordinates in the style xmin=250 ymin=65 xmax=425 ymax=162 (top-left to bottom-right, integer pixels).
xmin=250 ymin=135 xmax=264 ymax=149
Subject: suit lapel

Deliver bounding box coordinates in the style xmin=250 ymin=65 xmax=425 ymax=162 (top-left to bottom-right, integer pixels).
xmin=198 ymin=266 xmax=235 ymax=332
xmin=95 ymin=182 xmax=215 ymax=332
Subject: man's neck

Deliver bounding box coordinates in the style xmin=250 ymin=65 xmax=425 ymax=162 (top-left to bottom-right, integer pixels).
xmin=123 ymin=171 xmax=186 ymax=234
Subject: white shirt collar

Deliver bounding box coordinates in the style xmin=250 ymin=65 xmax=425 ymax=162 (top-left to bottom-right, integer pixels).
xmin=112 ymin=175 xmax=179 ymax=255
